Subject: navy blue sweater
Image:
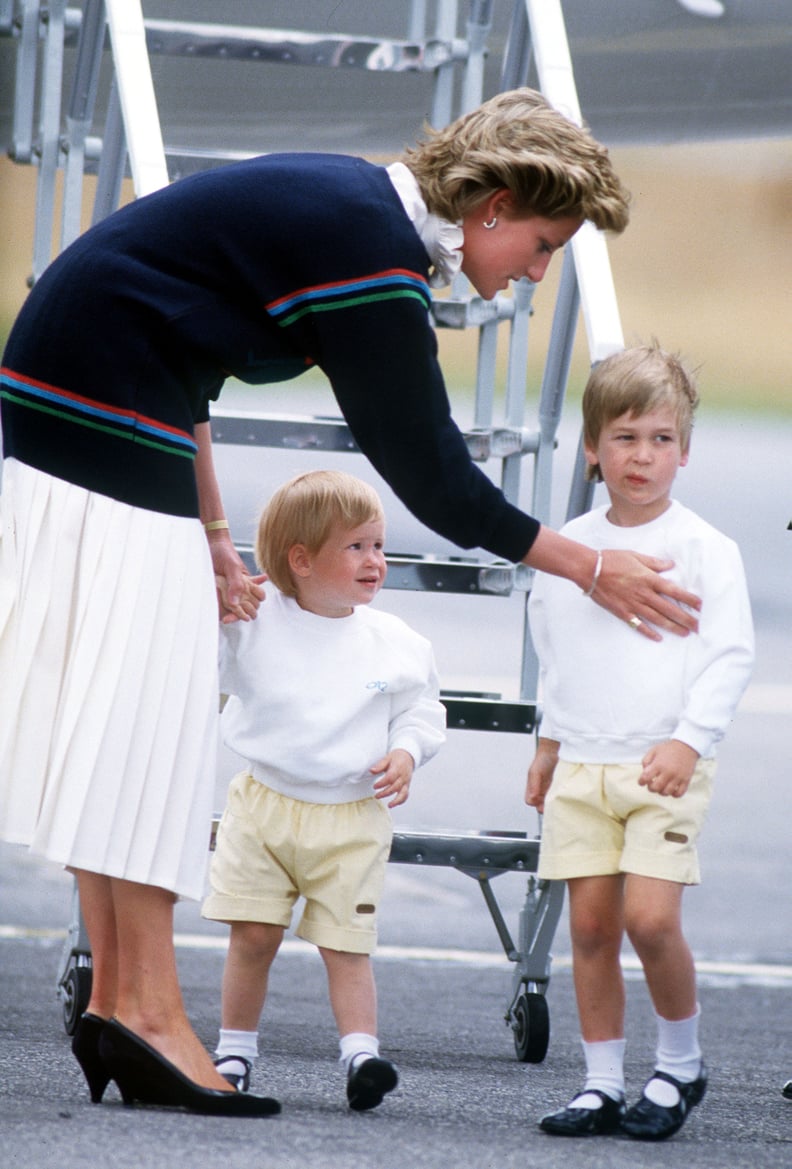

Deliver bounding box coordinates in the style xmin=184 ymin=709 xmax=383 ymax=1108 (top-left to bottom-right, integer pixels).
xmin=1 ymin=153 xmax=539 ymax=560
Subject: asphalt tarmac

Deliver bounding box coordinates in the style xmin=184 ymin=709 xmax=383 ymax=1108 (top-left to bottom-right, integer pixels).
xmin=1 ymin=879 xmax=791 ymax=1169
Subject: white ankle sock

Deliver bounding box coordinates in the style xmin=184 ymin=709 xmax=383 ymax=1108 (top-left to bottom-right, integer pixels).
xmin=645 ymin=1006 xmax=702 ymax=1106
xmin=216 ymin=1028 xmax=259 ymax=1067
xmin=570 ymin=1038 xmax=626 ymax=1107
xmin=338 ymin=1032 xmax=380 ymax=1072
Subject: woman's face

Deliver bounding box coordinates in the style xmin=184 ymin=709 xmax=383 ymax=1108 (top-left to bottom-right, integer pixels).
xmin=460 ymin=190 xmax=583 ymax=301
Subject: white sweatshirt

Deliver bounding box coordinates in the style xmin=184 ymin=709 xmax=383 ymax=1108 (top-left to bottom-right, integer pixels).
xmin=528 ymin=501 xmax=754 ymax=763
xmin=218 ymin=587 xmax=446 ymax=803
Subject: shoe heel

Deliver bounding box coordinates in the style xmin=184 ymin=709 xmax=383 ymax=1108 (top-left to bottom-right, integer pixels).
xmin=99 ymin=1020 xmax=280 ymax=1116
xmin=71 ymin=1013 xmax=111 ymax=1104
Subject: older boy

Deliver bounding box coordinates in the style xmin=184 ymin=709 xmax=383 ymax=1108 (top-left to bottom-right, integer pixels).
xmin=526 ymin=344 xmax=754 ymax=1140
xmin=202 ymin=470 xmax=445 ymax=1111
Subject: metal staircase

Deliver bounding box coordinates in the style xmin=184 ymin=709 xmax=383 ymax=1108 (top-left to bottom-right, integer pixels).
xmin=1 ymin=0 xmax=626 ymax=1063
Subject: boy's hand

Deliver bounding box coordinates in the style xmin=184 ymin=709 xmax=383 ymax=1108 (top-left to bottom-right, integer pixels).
xmin=525 ymin=737 xmax=561 ymax=814
xmin=215 ymin=572 xmax=267 ymax=624
xmin=207 ymin=530 xmax=266 ymax=623
xmin=371 ymin=748 xmax=414 ymax=808
xmin=639 ymin=739 xmax=699 ymax=798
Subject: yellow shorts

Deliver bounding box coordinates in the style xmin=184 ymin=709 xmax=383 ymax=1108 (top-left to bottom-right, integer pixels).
xmin=202 ymin=771 xmax=393 ymax=954
xmin=537 ymin=758 xmax=716 ymax=886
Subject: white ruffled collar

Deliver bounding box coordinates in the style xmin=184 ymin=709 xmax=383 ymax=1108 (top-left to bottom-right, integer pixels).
xmin=386 ymin=161 xmax=463 ymax=288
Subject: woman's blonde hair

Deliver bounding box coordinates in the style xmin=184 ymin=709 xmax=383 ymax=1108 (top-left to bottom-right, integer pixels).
xmin=582 ymin=343 xmax=700 ymax=482
xmin=402 ymin=87 xmax=629 ymax=231
xmin=255 ymin=470 xmax=385 ymax=597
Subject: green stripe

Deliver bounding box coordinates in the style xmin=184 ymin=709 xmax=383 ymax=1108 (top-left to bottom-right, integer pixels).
xmin=1 ymin=390 xmax=195 ymax=460
xmin=278 ymin=287 xmax=429 ymax=328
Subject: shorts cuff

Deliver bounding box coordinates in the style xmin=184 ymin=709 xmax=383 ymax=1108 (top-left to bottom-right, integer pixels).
xmin=201 ymin=892 xmax=292 ymax=926
xmin=538 ymin=851 xmax=622 ymax=880
xmin=620 ymin=847 xmax=700 ymax=886
xmin=297 ymin=920 xmax=377 ymax=955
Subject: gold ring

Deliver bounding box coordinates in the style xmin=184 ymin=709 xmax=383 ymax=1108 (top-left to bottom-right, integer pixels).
xmin=628 ymin=615 xmax=641 ymax=630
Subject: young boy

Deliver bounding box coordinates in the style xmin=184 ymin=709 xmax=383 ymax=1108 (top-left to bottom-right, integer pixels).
xmin=202 ymin=470 xmax=445 ymax=1111
xmin=526 ymin=344 xmax=754 ymax=1141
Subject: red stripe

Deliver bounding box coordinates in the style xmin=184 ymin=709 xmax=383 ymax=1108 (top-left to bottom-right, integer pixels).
xmin=265 ymin=268 xmax=426 ymax=312
xmin=1 ymin=366 xmax=195 ymax=444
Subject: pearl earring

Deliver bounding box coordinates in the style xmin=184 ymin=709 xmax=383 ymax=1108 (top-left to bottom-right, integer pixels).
xmin=483 ymin=217 xmax=497 ymax=230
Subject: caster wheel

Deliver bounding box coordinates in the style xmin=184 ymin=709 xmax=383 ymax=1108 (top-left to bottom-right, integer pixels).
xmin=62 ymin=964 xmax=92 ymax=1036
xmin=512 ymin=991 xmax=549 ymax=1063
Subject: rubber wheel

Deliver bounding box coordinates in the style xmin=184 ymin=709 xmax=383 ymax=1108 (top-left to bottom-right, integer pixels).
xmin=512 ymin=991 xmax=550 ymax=1063
xmin=62 ymin=964 xmax=92 ymax=1036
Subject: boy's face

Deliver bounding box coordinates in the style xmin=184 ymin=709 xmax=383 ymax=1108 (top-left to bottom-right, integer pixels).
xmin=292 ymin=518 xmax=387 ymax=617
xmin=584 ymin=405 xmax=688 ymax=527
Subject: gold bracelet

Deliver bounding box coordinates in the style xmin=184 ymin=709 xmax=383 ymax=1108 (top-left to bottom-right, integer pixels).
xmin=203 ymin=519 xmax=230 ymax=532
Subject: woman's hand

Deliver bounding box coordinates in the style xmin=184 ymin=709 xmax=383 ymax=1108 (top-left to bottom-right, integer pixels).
xmin=592 ymin=549 xmax=700 ymax=642
xmin=523 ymin=528 xmax=700 ymax=641
xmin=194 ymin=420 xmax=266 ymax=623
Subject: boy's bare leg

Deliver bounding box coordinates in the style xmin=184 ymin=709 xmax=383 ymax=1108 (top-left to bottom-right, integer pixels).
xmin=221 ymin=921 xmax=284 ymax=1030
xmin=539 ymin=875 xmax=627 ymax=1134
xmin=211 ymin=922 xmax=283 ymax=1089
xmin=568 ymin=874 xmax=627 ymax=1041
xmin=319 ymin=947 xmax=377 ymax=1036
xmin=623 ymin=874 xmax=696 ymax=1019
xmin=620 ymin=874 xmax=706 ymax=1139
xmin=320 ymin=947 xmax=397 ymax=1110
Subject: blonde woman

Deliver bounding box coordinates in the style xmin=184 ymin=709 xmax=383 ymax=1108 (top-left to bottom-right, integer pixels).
xmin=0 ymin=89 xmax=698 ymax=1114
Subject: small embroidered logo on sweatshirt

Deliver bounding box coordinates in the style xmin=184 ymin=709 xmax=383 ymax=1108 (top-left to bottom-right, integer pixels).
xmin=366 ymin=680 xmax=388 ymax=693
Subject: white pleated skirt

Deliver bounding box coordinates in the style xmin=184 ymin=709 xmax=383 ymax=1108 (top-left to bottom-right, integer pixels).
xmin=0 ymin=459 xmax=220 ymax=900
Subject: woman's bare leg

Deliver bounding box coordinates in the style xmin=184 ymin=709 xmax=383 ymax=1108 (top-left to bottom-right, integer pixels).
xmin=108 ymin=876 xmax=231 ymax=1091
xmin=73 ymin=869 xmax=118 ymax=1020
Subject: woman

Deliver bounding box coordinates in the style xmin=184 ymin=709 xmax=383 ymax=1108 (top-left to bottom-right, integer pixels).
xmin=0 ymin=88 xmax=698 ymax=1114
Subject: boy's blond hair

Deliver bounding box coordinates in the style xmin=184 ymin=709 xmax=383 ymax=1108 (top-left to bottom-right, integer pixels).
xmin=402 ymin=87 xmax=629 ymax=232
xmin=255 ymin=470 xmax=385 ymax=597
xmin=582 ymin=343 xmax=699 ymax=482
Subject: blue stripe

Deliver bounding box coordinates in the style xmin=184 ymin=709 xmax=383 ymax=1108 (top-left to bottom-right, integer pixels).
xmin=270 ymin=273 xmax=430 ymax=319
xmin=1 ymin=373 xmax=197 ymax=453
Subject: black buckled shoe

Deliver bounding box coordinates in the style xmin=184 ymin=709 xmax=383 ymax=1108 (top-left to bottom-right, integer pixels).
xmin=213 ymin=1055 xmax=252 ymax=1092
xmin=346 ymin=1057 xmax=399 ymax=1111
xmin=539 ymin=1090 xmax=626 ymax=1136
xmin=621 ymin=1065 xmax=708 ymax=1141
xmin=783 ymin=1079 xmax=792 ymax=1101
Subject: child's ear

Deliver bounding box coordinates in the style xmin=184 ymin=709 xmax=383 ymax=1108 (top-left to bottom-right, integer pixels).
xmin=583 ymin=441 xmax=599 ymax=471
xmin=288 ymin=544 xmax=312 ymax=578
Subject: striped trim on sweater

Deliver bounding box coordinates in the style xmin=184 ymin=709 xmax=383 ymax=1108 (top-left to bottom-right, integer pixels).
xmin=0 ymin=367 xmax=198 ymax=460
xmin=266 ymin=268 xmax=432 ymax=327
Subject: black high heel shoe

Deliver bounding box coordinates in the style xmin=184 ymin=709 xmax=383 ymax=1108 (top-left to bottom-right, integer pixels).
xmin=98 ymin=1019 xmax=281 ymax=1116
xmin=71 ymin=1012 xmax=111 ymax=1103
